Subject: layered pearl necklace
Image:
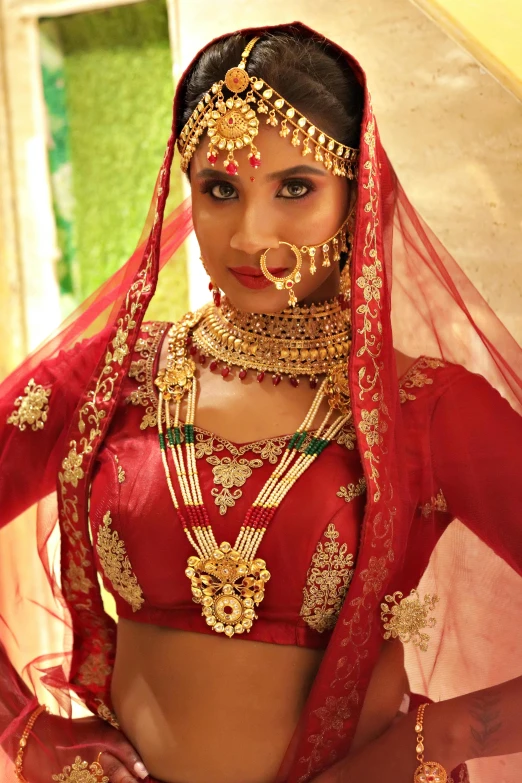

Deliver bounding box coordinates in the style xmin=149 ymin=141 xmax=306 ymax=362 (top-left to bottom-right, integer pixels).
xmin=155 ymin=309 xmax=352 ymax=638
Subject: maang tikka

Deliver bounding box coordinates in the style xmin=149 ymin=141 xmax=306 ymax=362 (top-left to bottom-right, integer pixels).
xmin=178 ymin=37 xmax=359 ymax=179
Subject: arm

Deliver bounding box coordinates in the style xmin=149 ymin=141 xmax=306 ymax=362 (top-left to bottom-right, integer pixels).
xmin=315 ymin=370 xmax=522 ymax=781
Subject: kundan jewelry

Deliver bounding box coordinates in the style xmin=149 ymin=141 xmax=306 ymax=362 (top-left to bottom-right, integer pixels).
xmin=413 ymin=703 xmax=448 ymax=783
xmin=155 ymin=311 xmax=352 ymax=638
xmin=260 ymin=242 xmax=302 ymax=307
xmin=178 ymin=37 xmax=359 ymax=178
xmin=190 ymin=296 xmax=351 ymax=391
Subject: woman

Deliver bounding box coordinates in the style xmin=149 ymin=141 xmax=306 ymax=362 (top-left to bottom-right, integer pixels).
xmin=1 ymin=22 xmax=522 ymax=783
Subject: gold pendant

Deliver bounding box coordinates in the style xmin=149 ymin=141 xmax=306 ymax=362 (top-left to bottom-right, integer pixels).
xmin=185 ymin=541 xmax=270 ymax=638
xmin=413 ymin=761 xmax=448 ymax=782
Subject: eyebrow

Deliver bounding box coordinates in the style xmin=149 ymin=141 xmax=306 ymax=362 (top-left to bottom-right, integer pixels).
xmin=195 ymin=164 xmax=327 ymax=182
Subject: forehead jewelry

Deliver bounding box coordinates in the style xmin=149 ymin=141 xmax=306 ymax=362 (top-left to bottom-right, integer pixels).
xmin=178 ymin=37 xmax=359 ymax=178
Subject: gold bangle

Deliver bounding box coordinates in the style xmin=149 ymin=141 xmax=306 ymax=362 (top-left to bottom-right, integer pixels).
xmin=413 ymin=703 xmax=448 ymax=783
xmin=14 ymin=703 xmax=48 ymax=783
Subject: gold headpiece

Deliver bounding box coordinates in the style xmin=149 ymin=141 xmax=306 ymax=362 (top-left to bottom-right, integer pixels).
xmin=178 ymin=37 xmax=359 ymax=178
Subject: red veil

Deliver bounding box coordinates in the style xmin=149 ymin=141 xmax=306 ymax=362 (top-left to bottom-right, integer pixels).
xmin=1 ymin=21 xmax=522 ymax=783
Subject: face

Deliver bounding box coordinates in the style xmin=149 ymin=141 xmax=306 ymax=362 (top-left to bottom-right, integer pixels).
xmin=189 ymin=123 xmax=354 ymax=313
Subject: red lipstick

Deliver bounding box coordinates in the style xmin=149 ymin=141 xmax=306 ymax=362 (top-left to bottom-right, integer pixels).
xmin=229 ymin=266 xmax=288 ymax=290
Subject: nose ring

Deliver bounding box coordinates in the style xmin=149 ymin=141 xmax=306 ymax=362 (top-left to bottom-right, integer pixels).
xmin=260 ymin=242 xmax=302 ymax=307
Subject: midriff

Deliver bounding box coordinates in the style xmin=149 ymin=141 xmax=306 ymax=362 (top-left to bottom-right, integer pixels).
xmin=111 ymin=620 xmax=408 ymax=783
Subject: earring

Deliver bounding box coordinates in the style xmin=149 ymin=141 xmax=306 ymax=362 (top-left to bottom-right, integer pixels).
xmin=339 ymin=229 xmax=353 ymax=310
xmin=200 ymin=254 xmax=221 ymax=308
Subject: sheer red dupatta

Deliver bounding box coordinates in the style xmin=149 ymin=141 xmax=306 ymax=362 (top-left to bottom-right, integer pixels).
xmin=1 ymin=20 xmax=522 ymax=783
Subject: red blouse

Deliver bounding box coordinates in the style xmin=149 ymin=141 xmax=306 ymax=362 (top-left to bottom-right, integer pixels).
xmin=88 ymin=322 xmax=366 ymax=649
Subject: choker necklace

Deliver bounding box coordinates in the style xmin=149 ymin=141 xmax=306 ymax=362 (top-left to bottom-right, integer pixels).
xmin=190 ymin=295 xmax=352 ymax=390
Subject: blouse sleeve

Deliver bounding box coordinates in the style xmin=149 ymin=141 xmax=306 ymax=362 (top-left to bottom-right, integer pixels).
xmin=431 ymin=369 xmax=522 ymax=577
xmin=0 ymin=332 xmax=108 ymax=528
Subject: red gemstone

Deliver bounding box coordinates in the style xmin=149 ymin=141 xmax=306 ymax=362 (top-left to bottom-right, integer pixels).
xmin=221 ymin=367 xmax=230 ymax=378
xmin=208 ymin=281 xmax=214 ymax=291
xmin=239 ymin=369 xmax=247 ymax=380
xmin=272 ymin=375 xmax=281 ymax=386
xmin=257 ymin=372 xmax=265 ymax=383
xmin=210 ymin=360 xmax=218 ymax=372
xmin=225 ymin=161 xmax=238 ymax=175
xmin=228 ymin=118 xmax=234 ymax=124
xmin=309 ymin=378 xmax=318 ymax=389
xmin=207 ymin=152 xmax=218 ymax=165
xmin=213 ymin=290 xmax=221 ymax=307
xmin=290 ymin=377 xmax=299 ymax=388
xmin=249 ymin=154 xmax=261 ymax=169
xmin=186 ymin=336 xmax=192 ymax=346
xmin=189 ymin=345 xmax=198 ymax=355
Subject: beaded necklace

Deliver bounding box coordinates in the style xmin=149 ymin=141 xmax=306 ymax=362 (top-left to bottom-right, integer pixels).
xmin=155 ymin=313 xmax=352 ymax=638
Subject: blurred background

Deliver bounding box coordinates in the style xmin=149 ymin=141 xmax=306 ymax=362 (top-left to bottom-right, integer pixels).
xmin=0 ymin=0 xmax=521 ymax=377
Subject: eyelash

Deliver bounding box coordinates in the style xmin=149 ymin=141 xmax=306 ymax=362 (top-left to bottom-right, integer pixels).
xmin=199 ymin=178 xmax=316 ymax=201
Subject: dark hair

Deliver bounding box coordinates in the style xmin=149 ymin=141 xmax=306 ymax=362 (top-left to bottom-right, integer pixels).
xmin=178 ymin=30 xmax=364 ymax=148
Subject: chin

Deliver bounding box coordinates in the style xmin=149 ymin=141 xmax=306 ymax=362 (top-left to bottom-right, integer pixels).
xmin=223 ymin=287 xmax=294 ymax=314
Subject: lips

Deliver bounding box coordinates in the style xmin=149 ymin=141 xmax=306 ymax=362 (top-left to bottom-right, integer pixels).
xmin=229 ymin=266 xmax=288 ymax=290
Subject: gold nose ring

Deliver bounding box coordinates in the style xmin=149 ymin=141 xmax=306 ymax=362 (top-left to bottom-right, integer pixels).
xmin=260 ymin=242 xmax=302 ymax=307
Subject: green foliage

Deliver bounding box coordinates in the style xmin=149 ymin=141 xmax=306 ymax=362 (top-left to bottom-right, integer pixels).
xmin=47 ymin=0 xmax=188 ymax=322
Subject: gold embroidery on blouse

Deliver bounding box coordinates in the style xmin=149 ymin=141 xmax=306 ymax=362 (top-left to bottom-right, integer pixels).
xmin=399 ymin=357 xmax=446 ymax=404
xmin=194 ymin=430 xmax=287 ymax=515
xmin=333 ymin=419 xmax=357 ymax=450
xmin=380 ymin=589 xmax=438 ymax=651
xmin=96 ymin=511 xmax=144 ymax=612
xmin=51 ymin=755 xmax=109 ymax=783
xmin=337 ymin=477 xmax=366 ymax=503
xmin=7 ymin=379 xmax=51 ymax=431
xmin=114 ymin=455 xmax=126 ymax=484
xmin=420 ymin=489 xmax=448 ymax=518
xmin=300 ymin=523 xmax=355 ymax=633
xmin=127 ymin=321 xmax=169 ymax=428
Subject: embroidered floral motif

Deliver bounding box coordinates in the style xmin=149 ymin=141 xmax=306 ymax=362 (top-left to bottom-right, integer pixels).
xmin=62 ymin=445 xmax=85 ymax=487
xmin=126 ymin=321 xmax=170 ymax=428
xmin=380 ymin=589 xmax=439 ymax=651
xmin=51 ymin=755 xmax=109 ymax=783
xmin=337 ymin=477 xmax=366 ymax=503
xmin=420 ymin=489 xmax=448 ymax=518
xmin=399 ymin=357 xmax=446 ymax=403
xmin=7 ymin=379 xmax=51 ymax=431
xmin=333 ymin=419 xmax=357 ymax=450
xmin=193 ymin=431 xmax=288 ymax=515
xmin=300 ymin=523 xmax=355 ymax=633
xmin=96 ymin=511 xmax=144 ymax=612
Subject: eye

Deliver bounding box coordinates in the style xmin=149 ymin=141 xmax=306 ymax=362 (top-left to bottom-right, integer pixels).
xmin=204 ymin=181 xmax=238 ymax=200
xmin=278 ymin=179 xmax=315 ymax=199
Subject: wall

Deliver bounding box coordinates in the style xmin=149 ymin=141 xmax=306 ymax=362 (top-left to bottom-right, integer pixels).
xmin=412 ymin=0 xmax=522 ymax=98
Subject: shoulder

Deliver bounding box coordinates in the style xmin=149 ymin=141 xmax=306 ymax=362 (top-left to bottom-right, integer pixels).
xmin=398 ymin=354 xmax=464 ymax=406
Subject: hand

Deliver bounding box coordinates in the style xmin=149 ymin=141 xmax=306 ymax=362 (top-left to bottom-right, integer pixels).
xmin=309 ymin=707 xmax=462 ymax=783
xmin=22 ymin=711 xmax=149 ymax=782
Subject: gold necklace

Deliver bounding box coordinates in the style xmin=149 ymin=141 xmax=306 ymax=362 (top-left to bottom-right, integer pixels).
xmin=191 ymin=296 xmax=352 ymax=389
xmin=155 ymin=313 xmax=352 ymax=638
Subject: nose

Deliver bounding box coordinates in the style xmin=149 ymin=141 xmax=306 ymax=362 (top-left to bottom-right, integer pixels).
xmin=229 ymin=202 xmax=280 ymax=257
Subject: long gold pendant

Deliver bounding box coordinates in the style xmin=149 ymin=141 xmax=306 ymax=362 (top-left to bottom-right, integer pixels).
xmin=185 ymin=541 xmax=271 ymax=638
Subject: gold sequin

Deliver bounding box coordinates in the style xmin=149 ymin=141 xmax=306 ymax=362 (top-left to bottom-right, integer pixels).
xmin=399 ymin=357 xmax=446 ymax=403
xmin=420 ymin=489 xmax=448 ymax=518
xmin=300 ymin=523 xmax=355 ymax=633
xmin=380 ymin=588 xmax=438 ymax=651
xmin=96 ymin=511 xmax=144 ymax=612
xmin=96 ymin=699 xmax=120 ymax=729
xmin=7 ymin=379 xmax=51 ymax=431
xmin=52 ymin=756 xmax=109 ymax=783
xmin=337 ymin=477 xmax=366 ymax=503
xmin=126 ymin=321 xmax=170 ymax=428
